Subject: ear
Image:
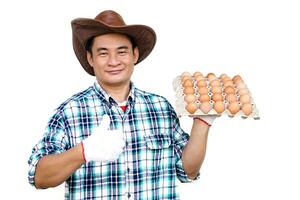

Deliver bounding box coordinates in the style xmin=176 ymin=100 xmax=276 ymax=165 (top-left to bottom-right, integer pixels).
xmin=87 ymin=52 xmax=94 ymax=68
xmin=133 ymin=47 xmax=139 ymax=64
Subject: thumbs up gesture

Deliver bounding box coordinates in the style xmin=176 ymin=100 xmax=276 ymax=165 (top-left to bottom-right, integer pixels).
xmin=81 ymin=115 xmax=125 ymax=162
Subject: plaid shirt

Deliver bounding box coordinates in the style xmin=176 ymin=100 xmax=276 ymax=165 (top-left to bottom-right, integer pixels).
xmin=28 ymin=82 xmax=198 ymax=199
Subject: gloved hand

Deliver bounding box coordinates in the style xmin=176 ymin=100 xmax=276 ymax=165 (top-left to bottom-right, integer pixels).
xmin=81 ymin=115 xmax=125 ymax=162
xmin=194 ymin=115 xmax=218 ymax=126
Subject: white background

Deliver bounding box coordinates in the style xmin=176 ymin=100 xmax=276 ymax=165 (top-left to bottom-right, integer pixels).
xmin=0 ymin=0 xmax=299 ymax=199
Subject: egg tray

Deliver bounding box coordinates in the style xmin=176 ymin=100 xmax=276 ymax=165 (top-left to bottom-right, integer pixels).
xmin=172 ymin=75 xmax=260 ymax=120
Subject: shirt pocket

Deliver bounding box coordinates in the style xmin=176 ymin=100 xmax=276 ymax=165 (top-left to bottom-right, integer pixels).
xmin=143 ymin=132 xmax=174 ymax=172
xmin=144 ymin=133 xmax=171 ymax=150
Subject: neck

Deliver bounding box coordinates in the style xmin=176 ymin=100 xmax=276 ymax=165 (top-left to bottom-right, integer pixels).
xmin=98 ymin=81 xmax=131 ymax=103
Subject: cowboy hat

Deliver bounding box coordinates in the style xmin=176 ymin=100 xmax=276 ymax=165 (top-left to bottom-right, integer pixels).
xmin=71 ymin=10 xmax=157 ymax=76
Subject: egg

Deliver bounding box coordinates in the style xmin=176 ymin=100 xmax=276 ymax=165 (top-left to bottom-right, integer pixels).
xmin=239 ymin=94 xmax=251 ymax=104
xmin=212 ymin=93 xmax=223 ymax=101
xmin=236 ymin=82 xmax=247 ymax=89
xmin=214 ymin=101 xmax=225 ymax=114
xmin=225 ymin=93 xmax=237 ymax=102
xmin=219 ymin=73 xmax=229 ymax=80
xmin=183 ymin=79 xmax=194 ymax=87
xmin=211 ymin=86 xmax=222 ymax=94
xmin=238 ymin=88 xmax=249 ymax=95
xmin=195 ymin=75 xmax=205 ymax=82
xmin=200 ymin=102 xmax=211 ymax=114
xmin=181 ymin=75 xmax=192 ymax=82
xmin=224 ymin=86 xmax=235 ymax=94
xmin=232 ymin=75 xmax=242 ymax=83
xmin=193 ymin=71 xmax=203 ymax=77
xmin=184 ymin=94 xmax=196 ymax=103
xmin=207 ymin=73 xmax=217 ymax=82
xmin=185 ymin=103 xmax=198 ymax=114
xmin=181 ymin=71 xmax=191 ymax=78
xmin=198 ymin=94 xmax=210 ymax=103
xmin=221 ymin=76 xmax=232 ymax=83
xmin=196 ymin=80 xmax=207 ymax=87
xmin=183 ymin=87 xmax=195 ymax=95
xmin=197 ymin=86 xmax=208 ymax=95
xmin=227 ymin=101 xmax=240 ymax=115
xmin=233 ymin=75 xmax=244 ymax=84
xmin=241 ymin=103 xmax=253 ymax=116
xmin=210 ymin=79 xmax=221 ymax=87
xmin=223 ymin=80 xmax=234 ymax=88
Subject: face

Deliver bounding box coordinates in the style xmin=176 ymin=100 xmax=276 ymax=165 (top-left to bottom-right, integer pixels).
xmin=87 ymin=33 xmax=139 ymax=89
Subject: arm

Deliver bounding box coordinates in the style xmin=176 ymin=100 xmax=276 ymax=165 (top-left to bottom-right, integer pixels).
xmin=33 ymin=114 xmax=125 ymax=189
xmin=181 ymin=117 xmax=214 ymax=180
xmin=35 ymin=144 xmax=84 ymax=189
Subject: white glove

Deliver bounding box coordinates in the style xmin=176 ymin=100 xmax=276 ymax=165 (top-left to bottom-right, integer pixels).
xmin=194 ymin=115 xmax=218 ymax=126
xmin=81 ymin=115 xmax=125 ymax=162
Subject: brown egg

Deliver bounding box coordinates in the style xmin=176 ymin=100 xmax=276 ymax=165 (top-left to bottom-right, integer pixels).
xmin=195 ymin=75 xmax=205 ymax=82
xmin=198 ymin=94 xmax=211 ymax=103
xmin=212 ymin=93 xmax=223 ymax=101
xmin=200 ymin=102 xmax=211 ymax=114
xmin=225 ymin=93 xmax=237 ymax=103
xmin=239 ymin=94 xmax=251 ymax=104
xmin=221 ymin=76 xmax=232 ymax=83
xmin=224 ymin=86 xmax=235 ymax=94
xmin=181 ymin=71 xmax=191 ymax=78
xmin=227 ymin=101 xmax=240 ymax=115
xmin=223 ymin=80 xmax=234 ymax=88
xmin=185 ymin=103 xmax=198 ymax=114
xmin=196 ymin=80 xmax=207 ymax=87
xmin=183 ymin=87 xmax=195 ymax=95
xmin=207 ymin=73 xmax=217 ymax=82
xmin=219 ymin=73 xmax=229 ymax=80
xmin=236 ymin=82 xmax=247 ymax=90
xmin=211 ymin=86 xmax=222 ymax=94
xmin=193 ymin=71 xmax=203 ymax=77
xmin=181 ymin=75 xmax=192 ymax=82
xmin=214 ymin=101 xmax=225 ymax=114
xmin=241 ymin=103 xmax=253 ymax=116
xmin=210 ymin=79 xmax=221 ymax=87
xmin=232 ymin=75 xmax=243 ymax=83
xmin=184 ymin=94 xmax=196 ymax=103
xmin=238 ymin=88 xmax=249 ymax=95
xmin=183 ymin=79 xmax=194 ymax=87
xmin=197 ymin=86 xmax=208 ymax=95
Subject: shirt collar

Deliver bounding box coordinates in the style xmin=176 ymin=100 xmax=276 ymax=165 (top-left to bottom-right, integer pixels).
xmin=93 ymin=81 xmax=136 ymax=106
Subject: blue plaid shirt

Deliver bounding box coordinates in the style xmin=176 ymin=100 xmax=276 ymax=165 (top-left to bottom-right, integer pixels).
xmin=28 ymin=82 xmax=197 ymax=199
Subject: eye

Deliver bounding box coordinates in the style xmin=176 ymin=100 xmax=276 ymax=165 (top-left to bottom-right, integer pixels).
xmin=118 ymin=50 xmax=128 ymax=56
xmin=98 ymin=51 xmax=108 ymax=56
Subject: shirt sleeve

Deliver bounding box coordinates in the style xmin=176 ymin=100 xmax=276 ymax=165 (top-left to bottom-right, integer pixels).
xmin=169 ymin=104 xmax=200 ymax=183
xmin=27 ymin=110 xmax=69 ymax=187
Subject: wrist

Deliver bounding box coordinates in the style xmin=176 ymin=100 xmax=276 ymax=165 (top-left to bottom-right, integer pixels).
xmin=194 ymin=117 xmax=212 ymax=127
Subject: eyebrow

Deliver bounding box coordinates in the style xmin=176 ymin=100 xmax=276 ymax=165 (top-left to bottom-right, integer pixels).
xmin=96 ymin=46 xmax=129 ymax=52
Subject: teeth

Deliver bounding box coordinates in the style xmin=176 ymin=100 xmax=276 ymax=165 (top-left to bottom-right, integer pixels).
xmin=174 ymin=72 xmax=260 ymax=119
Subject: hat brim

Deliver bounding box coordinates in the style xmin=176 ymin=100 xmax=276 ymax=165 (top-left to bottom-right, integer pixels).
xmin=71 ymin=18 xmax=156 ymax=76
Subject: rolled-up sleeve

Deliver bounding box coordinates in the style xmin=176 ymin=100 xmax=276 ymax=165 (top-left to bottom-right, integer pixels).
xmin=170 ymin=106 xmax=200 ymax=183
xmin=27 ymin=110 xmax=68 ymax=187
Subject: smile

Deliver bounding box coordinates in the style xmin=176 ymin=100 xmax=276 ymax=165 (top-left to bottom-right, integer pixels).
xmin=106 ymin=69 xmax=124 ymax=75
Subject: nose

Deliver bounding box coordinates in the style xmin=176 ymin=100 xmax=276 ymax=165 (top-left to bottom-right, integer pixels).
xmin=108 ymin=53 xmax=121 ymax=67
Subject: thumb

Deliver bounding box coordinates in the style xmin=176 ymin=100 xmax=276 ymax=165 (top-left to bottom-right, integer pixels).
xmin=100 ymin=114 xmax=111 ymax=130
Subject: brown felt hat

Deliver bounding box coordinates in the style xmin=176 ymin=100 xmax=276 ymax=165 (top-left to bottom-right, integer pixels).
xmin=71 ymin=10 xmax=157 ymax=76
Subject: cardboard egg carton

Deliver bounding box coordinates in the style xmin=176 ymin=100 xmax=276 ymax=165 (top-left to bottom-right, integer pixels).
xmin=172 ymin=72 xmax=260 ymax=120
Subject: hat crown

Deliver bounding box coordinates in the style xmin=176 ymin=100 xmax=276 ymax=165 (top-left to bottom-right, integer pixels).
xmin=95 ymin=10 xmax=126 ymax=26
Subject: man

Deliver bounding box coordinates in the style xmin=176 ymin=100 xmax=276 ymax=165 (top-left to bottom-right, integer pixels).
xmin=28 ymin=10 xmax=216 ymax=199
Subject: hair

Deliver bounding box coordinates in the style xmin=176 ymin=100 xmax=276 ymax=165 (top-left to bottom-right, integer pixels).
xmin=85 ymin=34 xmax=137 ymax=55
